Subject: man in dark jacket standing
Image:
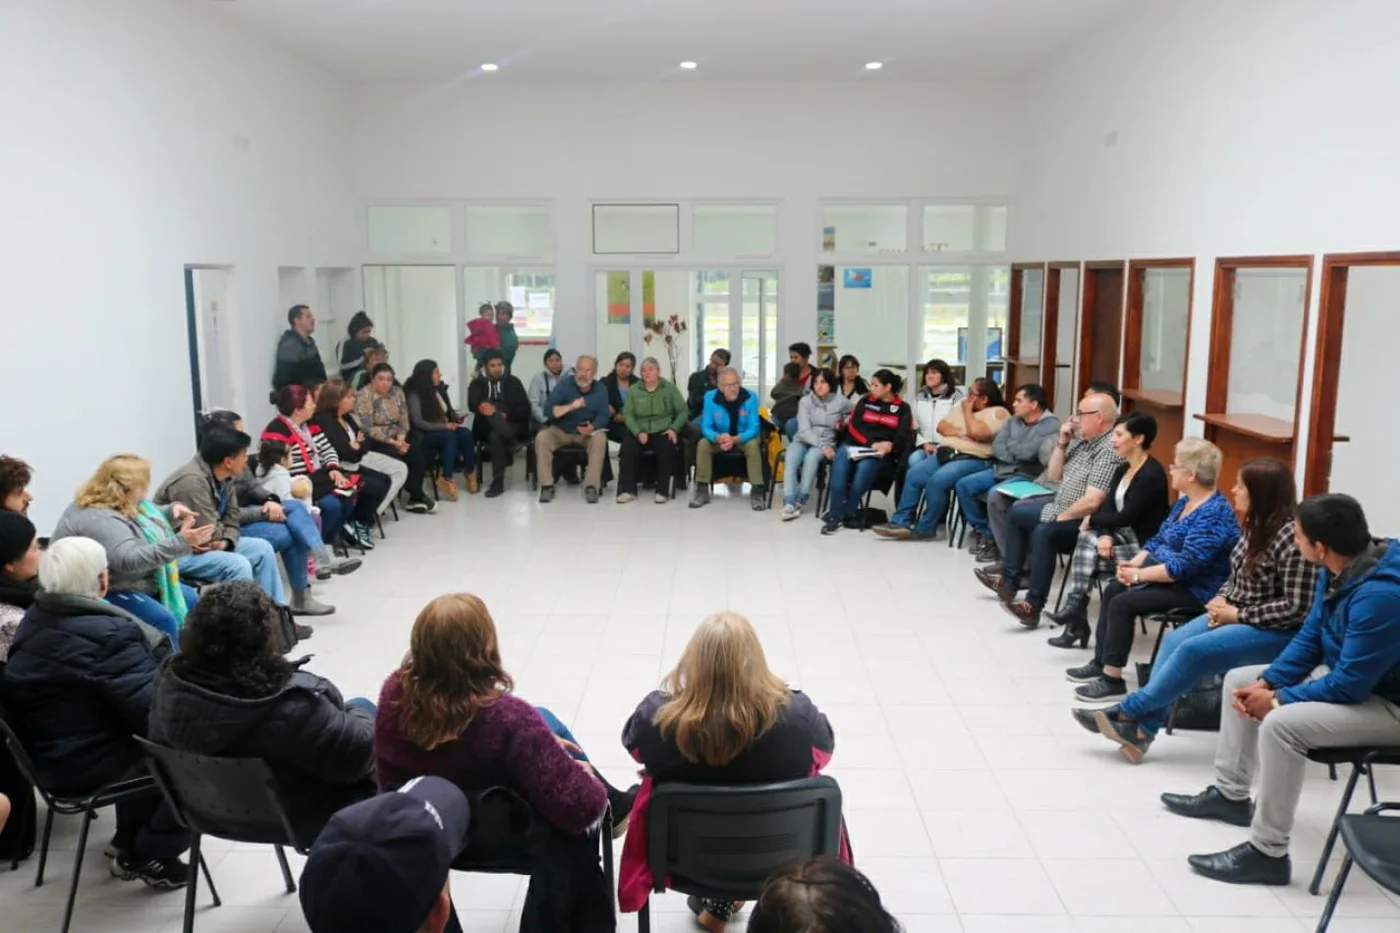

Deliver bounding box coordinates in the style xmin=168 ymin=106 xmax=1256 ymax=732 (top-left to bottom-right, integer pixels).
xmin=273 ymin=304 xmax=328 ymax=391
xmin=2 ymin=537 xmax=190 ymax=888
xmin=467 ymin=350 xmax=531 ymax=498
xmin=1162 ymin=494 xmax=1400 ymax=886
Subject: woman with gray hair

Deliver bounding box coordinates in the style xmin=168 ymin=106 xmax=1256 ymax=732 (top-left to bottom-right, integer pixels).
xmin=616 ymin=356 xmax=689 ymax=503
xmin=1 ymin=537 xmax=192 ymax=889
xmin=1066 ymin=438 xmax=1242 ymax=705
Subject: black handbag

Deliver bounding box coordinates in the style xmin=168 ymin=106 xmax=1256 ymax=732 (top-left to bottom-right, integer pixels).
xmin=1136 ymin=663 xmax=1223 ymax=732
xmin=272 ymin=604 xmax=300 ymax=655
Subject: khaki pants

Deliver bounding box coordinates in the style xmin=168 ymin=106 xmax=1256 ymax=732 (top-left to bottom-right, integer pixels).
xmin=535 ymin=426 xmax=608 ymax=488
xmin=695 ymin=437 xmax=763 ymax=485
xmin=1215 ymin=664 xmax=1400 ymax=857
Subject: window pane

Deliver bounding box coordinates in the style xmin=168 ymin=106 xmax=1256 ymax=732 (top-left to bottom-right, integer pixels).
xmin=593 ymin=204 xmax=680 ymax=254
xmin=742 ymin=272 xmax=779 ymax=396
xmin=462 ymin=267 xmax=555 ymax=342
xmin=364 ymin=265 xmax=461 ymax=405
xmin=595 ymin=270 xmax=633 ymax=369
xmin=923 ymin=266 xmax=1009 ymax=385
xmin=464 ymin=204 xmax=551 ymax=256
xmin=1017 ymin=269 xmax=1044 ymax=359
xmin=1139 ymin=267 xmax=1191 ymax=394
xmin=833 ymin=266 xmax=910 ymax=387
xmin=693 ymin=204 xmax=778 ymax=255
xmin=693 ymin=271 xmax=731 ymax=374
xmin=922 ymin=204 xmax=1008 ymax=253
xmin=367 ymin=206 xmax=451 ymax=254
xmin=820 ymin=204 xmax=907 ymax=255
xmin=1226 ymin=268 xmax=1308 ymax=421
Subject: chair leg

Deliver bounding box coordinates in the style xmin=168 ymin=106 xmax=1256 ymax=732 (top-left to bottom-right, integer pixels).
xmin=1315 ymin=853 xmax=1354 ymax=932
xmin=1365 ymin=763 xmax=1379 ymax=803
xmin=1053 ymin=567 xmax=1069 ymax=612
xmin=638 ymin=900 xmax=651 ymax=933
xmin=35 ymin=806 xmax=54 ymax=886
xmin=1328 ymin=763 xmax=1338 ymax=781
xmin=274 ymin=844 xmax=296 ymax=893
xmin=389 ymin=501 xmax=399 ymax=522
xmin=1148 ymin=622 xmax=1171 ymax=666
xmin=1164 ymin=698 xmax=1181 ymax=736
xmin=1310 ymin=764 xmax=1363 ymax=895
xmin=199 ymin=851 xmax=221 ymax=907
xmin=182 ymin=834 xmax=202 ymax=933
xmin=60 ymin=811 xmax=94 ymax=933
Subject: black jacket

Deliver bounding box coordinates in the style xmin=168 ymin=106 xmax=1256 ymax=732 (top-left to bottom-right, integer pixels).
xmin=686 ymin=368 xmax=720 ymax=419
xmin=842 ymin=396 xmax=915 ymax=459
xmin=273 ymin=330 xmax=327 ymax=391
xmin=147 ymin=661 xmax=375 ymax=811
xmin=1088 ymin=457 xmax=1172 ymax=543
xmin=2 ymin=593 xmax=170 ymax=793
xmin=467 ymin=374 xmax=531 ymax=436
xmin=602 ymin=372 xmax=636 ymax=426
xmin=312 ymin=412 xmax=371 ymax=467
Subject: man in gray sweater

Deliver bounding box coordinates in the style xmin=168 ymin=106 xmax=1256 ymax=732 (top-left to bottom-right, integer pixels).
xmin=952 ymin=383 xmax=1060 ymax=560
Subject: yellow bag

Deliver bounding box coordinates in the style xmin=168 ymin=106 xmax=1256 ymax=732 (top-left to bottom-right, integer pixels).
xmin=759 ymin=406 xmax=785 ymax=484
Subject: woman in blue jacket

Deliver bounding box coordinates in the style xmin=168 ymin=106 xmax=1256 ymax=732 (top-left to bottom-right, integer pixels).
xmin=1066 ymin=438 xmax=1240 ymax=704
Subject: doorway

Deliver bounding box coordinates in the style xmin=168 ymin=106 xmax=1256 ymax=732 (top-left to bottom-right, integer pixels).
xmin=1079 ymin=262 xmax=1126 ymax=398
xmin=1047 ymin=263 xmax=1080 ymax=416
xmin=184 ymin=265 xmax=241 ymax=435
xmin=363 ymin=265 xmax=463 ymax=407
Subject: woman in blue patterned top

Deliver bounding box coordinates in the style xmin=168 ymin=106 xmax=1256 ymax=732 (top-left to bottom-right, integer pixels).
xmin=1072 ymin=457 xmax=1318 ymax=762
xmin=1066 ymin=438 xmax=1240 ymax=704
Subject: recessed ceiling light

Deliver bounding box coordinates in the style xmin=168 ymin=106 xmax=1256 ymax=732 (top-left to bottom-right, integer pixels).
xmin=865 ymin=61 xmax=884 ymax=70
xmin=480 ymin=63 xmax=499 ymax=72
xmin=679 ymin=61 xmax=698 ymax=70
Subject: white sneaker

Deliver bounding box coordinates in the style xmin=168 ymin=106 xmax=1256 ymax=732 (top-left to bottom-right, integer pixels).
xmin=780 ymin=504 xmax=800 ymax=521
xmin=615 ymin=492 xmax=636 ymax=504
xmin=654 ymin=492 xmax=668 ymax=504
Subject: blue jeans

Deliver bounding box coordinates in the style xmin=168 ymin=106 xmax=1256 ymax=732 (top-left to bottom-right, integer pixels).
xmin=317 ymin=493 xmax=347 ymax=543
xmin=954 ymin=468 xmax=1009 ymax=536
xmin=423 ymin=427 xmax=477 ymax=479
xmin=782 ymin=417 xmax=798 ymax=440
xmin=782 ymin=441 xmax=826 ymax=506
xmin=891 ymin=457 xmax=993 ymax=536
xmin=178 ymin=539 xmax=287 ymax=605
xmin=1118 ymin=615 xmax=1296 ymax=736
xmin=242 ymin=499 xmax=317 ymax=593
xmin=107 ymin=586 xmax=200 ymax=648
xmin=824 ymin=445 xmax=882 ymax=521
xmin=906 ymin=448 xmax=931 ymax=470
xmin=536 ymin=706 xmax=589 ymax=762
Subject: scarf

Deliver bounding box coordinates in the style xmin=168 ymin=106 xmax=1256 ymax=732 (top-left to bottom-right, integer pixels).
xmin=134 ymin=500 xmax=188 ymax=624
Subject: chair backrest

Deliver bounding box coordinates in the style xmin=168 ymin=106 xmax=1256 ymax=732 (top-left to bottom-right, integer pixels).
xmin=451 ymin=785 xmax=550 ymax=874
xmin=0 ymin=714 xmax=53 ymax=803
xmin=134 ymin=736 xmax=307 ymax=849
xmin=646 ymin=776 xmax=843 ymax=899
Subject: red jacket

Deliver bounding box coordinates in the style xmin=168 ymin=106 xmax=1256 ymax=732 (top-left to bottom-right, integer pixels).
xmin=842 ymin=395 xmax=914 ymax=457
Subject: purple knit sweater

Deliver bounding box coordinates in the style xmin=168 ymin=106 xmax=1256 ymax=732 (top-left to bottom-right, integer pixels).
xmin=374 ymin=674 xmax=607 ymax=835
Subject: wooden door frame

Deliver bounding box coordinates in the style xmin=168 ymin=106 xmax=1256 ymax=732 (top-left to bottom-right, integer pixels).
xmin=1303 ymin=252 xmax=1400 ymax=495
xmin=1078 ymin=260 xmax=1127 ymax=398
xmin=1006 ymin=262 xmax=1046 ymax=391
xmin=1122 ymin=258 xmax=1195 ymax=408
xmin=1043 ymin=261 xmax=1078 ymax=408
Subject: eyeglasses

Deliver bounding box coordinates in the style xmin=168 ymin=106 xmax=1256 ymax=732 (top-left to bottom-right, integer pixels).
xmin=719 ymin=381 xmax=740 ymax=389
xmin=1075 ymin=409 xmax=1100 ymax=418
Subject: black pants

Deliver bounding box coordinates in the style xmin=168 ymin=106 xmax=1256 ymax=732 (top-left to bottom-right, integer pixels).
xmin=382 ymin=443 xmax=430 ymax=504
xmin=1022 ymin=519 xmax=1080 ymax=610
xmin=1093 ymin=580 xmax=1206 ymax=669
xmin=350 ymin=467 xmax=390 ymax=524
xmin=617 ymin=431 xmax=678 ymax=496
xmin=478 ymin=415 xmax=531 ymax=480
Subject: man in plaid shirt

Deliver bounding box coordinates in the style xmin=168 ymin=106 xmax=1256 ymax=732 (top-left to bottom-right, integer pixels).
xmin=975 ymin=391 xmax=1121 ymax=614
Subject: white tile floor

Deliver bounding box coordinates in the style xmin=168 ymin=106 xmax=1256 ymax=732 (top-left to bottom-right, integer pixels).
xmin=4 ymin=479 xmax=1400 ymax=932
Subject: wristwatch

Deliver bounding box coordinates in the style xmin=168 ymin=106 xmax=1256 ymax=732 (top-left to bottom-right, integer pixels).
xmin=1132 ymin=571 xmax=1141 ymax=584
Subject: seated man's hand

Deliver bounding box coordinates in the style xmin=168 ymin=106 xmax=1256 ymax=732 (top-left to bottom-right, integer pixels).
xmin=637 ymin=432 xmax=649 ymax=445
xmin=579 ymin=423 xmax=594 ymax=435
xmin=718 ymin=435 xmax=734 ymax=451
xmin=1096 ymin=535 xmax=1113 ymax=558
xmin=664 ymin=429 xmax=678 ymax=443
xmin=479 ymin=401 xmax=496 ymax=418
xmin=170 ymin=503 xmax=194 ymax=522
xmin=263 ymin=501 xmax=286 ymax=522
xmin=1232 ymin=681 xmax=1275 ymax=721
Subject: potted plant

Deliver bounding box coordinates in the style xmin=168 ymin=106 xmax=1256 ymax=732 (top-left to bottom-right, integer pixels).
xmin=642 ymin=314 xmax=689 ymax=383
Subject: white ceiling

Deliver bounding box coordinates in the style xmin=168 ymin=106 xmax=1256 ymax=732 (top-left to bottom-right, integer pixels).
xmin=211 ymin=0 xmax=1133 ymax=84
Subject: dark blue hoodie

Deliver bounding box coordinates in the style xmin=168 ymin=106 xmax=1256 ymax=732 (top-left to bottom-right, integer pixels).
xmin=1263 ymin=540 xmax=1400 ymax=706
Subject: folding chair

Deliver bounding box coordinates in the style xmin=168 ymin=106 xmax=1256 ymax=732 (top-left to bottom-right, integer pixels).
xmin=1315 ymin=801 xmax=1400 ymax=931
xmin=1303 ymin=746 xmax=1400 ymax=896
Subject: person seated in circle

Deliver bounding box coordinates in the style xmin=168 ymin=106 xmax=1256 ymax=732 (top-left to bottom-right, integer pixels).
xmin=0 ymin=510 xmax=40 ymax=662
xmin=770 ymin=362 xmax=807 ymax=441
xmin=467 ymin=349 xmax=532 ymax=498
xmin=873 ymin=376 xmax=1009 ymax=541
xmin=405 ymin=359 xmax=478 ymax=500
xmin=835 ymin=354 xmax=869 ymax=401
xmin=748 ymin=857 xmax=902 ymax=933
xmin=0 ymin=455 xmax=33 ymax=516
xmin=602 ymin=351 xmax=638 ymax=447
xmin=616 ymin=356 xmax=688 ymax=505
xmin=690 ymin=366 xmax=766 ymax=511
xmin=536 ymin=355 xmax=612 ymax=504
xmin=148 ymin=580 xmax=376 ymax=819
xmin=52 ymin=455 xmax=213 ymax=644
xmin=820 ymin=369 xmax=913 ymax=536
xmin=312 ymin=378 xmax=393 ymax=546
xmin=263 ymin=385 xmax=364 ymax=547
xmin=619 ymin=611 xmax=842 ymax=931
xmin=1073 ymin=457 xmax=1317 ymax=762
xmin=2 ymin=537 xmax=191 ymax=888
xmin=375 ymin=593 xmax=635 ymax=931
xmin=1065 ymin=438 xmax=1240 ymax=704
xmin=779 ymin=367 xmax=852 ymax=520
xmin=907 ymin=358 xmax=966 ymax=470
xmin=528 ymin=348 xmax=572 ymax=430
xmin=355 ymin=362 xmax=435 ymax=514
xmin=1041 ymin=412 xmax=1170 ymax=638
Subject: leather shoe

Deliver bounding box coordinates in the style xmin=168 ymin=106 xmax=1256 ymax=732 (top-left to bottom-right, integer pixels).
xmin=1161 ymin=786 xmax=1253 ymax=827
xmin=1187 ymin=841 xmax=1291 ymax=885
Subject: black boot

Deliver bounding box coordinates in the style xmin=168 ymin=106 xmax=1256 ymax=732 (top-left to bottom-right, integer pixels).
xmin=1046 ymin=593 xmax=1088 ymax=628
xmin=1047 ymin=616 xmax=1091 ymax=649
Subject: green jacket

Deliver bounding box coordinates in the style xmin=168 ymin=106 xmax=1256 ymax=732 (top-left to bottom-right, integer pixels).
xmin=623 ymin=378 xmax=688 ymax=435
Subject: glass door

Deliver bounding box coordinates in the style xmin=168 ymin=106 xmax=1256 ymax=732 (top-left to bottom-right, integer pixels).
xmin=742 ymin=271 xmax=779 ymax=396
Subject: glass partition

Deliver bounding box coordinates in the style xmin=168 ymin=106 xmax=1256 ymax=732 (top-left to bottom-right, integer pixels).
xmin=821 ymin=204 xmax=908 ymax=255
xmin=592 ymin=204 xmax=680 ymax=254
xmin=1226 ymin=268 xmax=1309 ymax=421
xmin=693 ymin=204 xmax=778 ymax=256
xmin=922 ymin=204 xmax=1008 ymax=254
xmin=742 ymin=272 xmax=779 ymax=396
xmin=833 ymin=265 xmax=910 ymax=386
xmin=1139 ymin=268 xmax=1191 ymax=393
xmin=464 ymin=204 xmax=551 ymax=257
xmin=1016 ymin=268 xmax=1045 ymax=359
xmin=366 ymin=206 xmax=452 ymax=255
xmin=461 ymin=267 xmax=555 ymax=340
xmin=921 ymin=266 xmax=1009 ymax=371
xmin=1054 ymin=267 xmax=1080 ymax=415
xmin=363 ymin=265 xmax=462 ymax=406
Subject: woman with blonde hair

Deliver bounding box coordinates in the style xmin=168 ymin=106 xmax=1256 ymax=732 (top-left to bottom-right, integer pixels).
xmin=51 ymin=455 xmax=214 ymax=644
xmin=375 ymin=593 xmax=631 ymax=932
xmin=618 ymin=612 xmax=841 ymax=931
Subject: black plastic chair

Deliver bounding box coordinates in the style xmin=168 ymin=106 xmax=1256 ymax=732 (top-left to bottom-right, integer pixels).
xmin=533 ymin=443 xmax=612 ymax=491
xmin=1144 ymin=607 xmax=1200 ymax=667
xmin=635 ymin=776 xmax=843 ymax=933
xmin=1316 ymin=801 xmax=1400 ymax=932
xmin=1303 ymin=746 xmax=1400 ymax=895
xmin=0 ymin=717 xmax=173 ymax=933
xmin=134 ymin=737 xmax=340 ymax=933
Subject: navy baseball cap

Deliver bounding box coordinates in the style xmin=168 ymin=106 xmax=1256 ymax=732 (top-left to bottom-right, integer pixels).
xmin=299 ymin=777 xmax=471 ymax=933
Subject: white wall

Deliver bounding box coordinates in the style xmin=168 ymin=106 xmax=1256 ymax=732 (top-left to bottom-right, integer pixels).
xmin=0 ymin=0 xmax=358 ymax=531
xmin=351 ymin=82 xmax=1021 ymax=359
xmin=1013 ymin=0 xmax=1400 ymax=491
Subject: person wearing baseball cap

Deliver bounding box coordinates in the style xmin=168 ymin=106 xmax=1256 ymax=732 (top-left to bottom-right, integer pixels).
xmin=299 ymin=776 xmax=470 ymax=933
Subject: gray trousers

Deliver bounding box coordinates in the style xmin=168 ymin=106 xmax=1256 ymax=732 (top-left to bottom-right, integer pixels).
xmin=990 ymin=491 xmax=1051 ymax=554
xmin=1215 ymin=664 xmax=1400 ymax=857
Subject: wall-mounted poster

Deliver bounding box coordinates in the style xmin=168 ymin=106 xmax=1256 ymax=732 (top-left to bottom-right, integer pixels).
xmin=817 ymin=265 xmax=835 ymax=342
xmin=843 ymin=268 xmax=872 ymax=289
xmin=821 ymin=226 xmax=836 ymax=252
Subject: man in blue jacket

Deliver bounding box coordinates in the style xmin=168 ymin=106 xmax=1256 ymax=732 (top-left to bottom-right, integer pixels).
xmin=1161 ymin=493 xmax=1400 ymax=885
xmin=535 ymin=355 xmax=611 ymax=504
xmin=690 ymin=367 xmax=764 ymax=510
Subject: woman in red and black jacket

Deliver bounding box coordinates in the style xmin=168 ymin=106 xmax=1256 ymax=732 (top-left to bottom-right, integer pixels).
xmin=262 ymin=385 xmax=360 ymax=547
xmin=821 ymin=369 xmax=913 ymax=535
